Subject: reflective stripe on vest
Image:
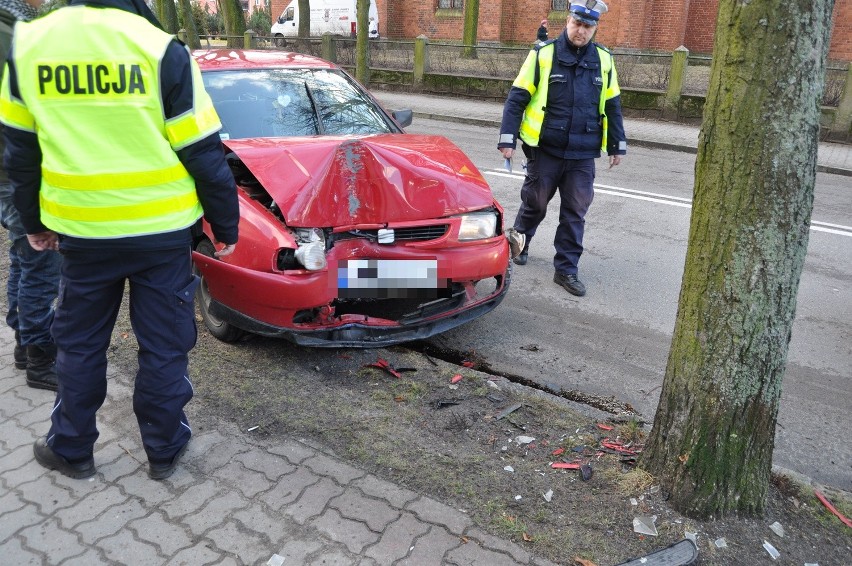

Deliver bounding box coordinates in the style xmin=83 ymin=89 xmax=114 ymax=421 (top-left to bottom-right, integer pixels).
xmin=516 ymin=43 xmax=614 ymax=151
xmin=4 ymin=6 xmax=220 ymax=238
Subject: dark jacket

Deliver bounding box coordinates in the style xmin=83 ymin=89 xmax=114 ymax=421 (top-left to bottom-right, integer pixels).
xmin=499 ymin=31 xmax=627 ymax=160
xmin=3 ymin=0 xmax=239 ymax=250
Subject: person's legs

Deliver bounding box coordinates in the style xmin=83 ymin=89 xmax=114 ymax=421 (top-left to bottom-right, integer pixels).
xmin=128 ymin=247 xmax=197 ymax=466
xmin=47 ymin=250 xmax=126 ymax=462
xmin=554 ymin=158 xmax=596 ymax=276
xmin=6 ymin=244 xmax=24 ymax=368
xmin=513 ymin=151 xmax=562 ymax=263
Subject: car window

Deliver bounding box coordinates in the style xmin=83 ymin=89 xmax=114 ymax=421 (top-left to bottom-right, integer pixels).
xmin=201 ymin=68 xmax=398 ymax=139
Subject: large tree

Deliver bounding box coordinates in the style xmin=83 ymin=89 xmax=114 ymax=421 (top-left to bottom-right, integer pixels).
xmin=640 ymin=0 xmax=835 ymax=518
xmin=154 ymin=0 xmax=179 ymax=35
xmin=219 ymin=0 xmax=246 ymax=48
xmin=354 ymin=0 xmax=369 ymax=83
xmin=178 ymin=0 xmax=201 ymax=49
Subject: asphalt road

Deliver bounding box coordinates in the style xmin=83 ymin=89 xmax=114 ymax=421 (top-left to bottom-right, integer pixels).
xmin=407 ymin=117 xmax=852 ymax=491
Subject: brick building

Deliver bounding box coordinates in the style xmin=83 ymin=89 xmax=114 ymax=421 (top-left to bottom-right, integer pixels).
xmin=268 ymin=0 xmax=852 ymax=61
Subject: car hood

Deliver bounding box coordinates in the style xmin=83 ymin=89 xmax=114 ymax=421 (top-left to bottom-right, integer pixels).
xmin=223 ymin=135 xmax=495 ymax=227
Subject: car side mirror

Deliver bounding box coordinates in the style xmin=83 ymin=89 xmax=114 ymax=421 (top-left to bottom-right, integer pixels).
xmin=277 ymin=16 xmax=284 ymax=24
xmin=391 ymin=109 xmax=413 ymax=128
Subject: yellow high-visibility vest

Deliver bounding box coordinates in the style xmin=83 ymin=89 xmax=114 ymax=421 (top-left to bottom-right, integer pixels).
xmin=514 ymin=42 xmax=619 ymax=151
xmin=0 ymin=5 xmax=221 ymax=238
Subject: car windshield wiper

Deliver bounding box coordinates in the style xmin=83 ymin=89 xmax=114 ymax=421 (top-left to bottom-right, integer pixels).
xmin=303 ymin=81 xmax=324 ymax=135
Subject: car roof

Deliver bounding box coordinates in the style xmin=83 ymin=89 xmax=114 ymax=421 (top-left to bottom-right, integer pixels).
xmin=193 ymin=49 xmax=339 ymax=72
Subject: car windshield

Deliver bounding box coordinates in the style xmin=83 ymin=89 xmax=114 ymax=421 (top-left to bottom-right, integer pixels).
xmin=202 ymin=68 xmax=398 ymax=139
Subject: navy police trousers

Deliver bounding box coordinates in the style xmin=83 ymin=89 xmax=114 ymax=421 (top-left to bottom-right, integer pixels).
xmin=47 ymin=246 xmax=199 ymax=464
xmin=512 ymin=150 xmax=595 ymax=275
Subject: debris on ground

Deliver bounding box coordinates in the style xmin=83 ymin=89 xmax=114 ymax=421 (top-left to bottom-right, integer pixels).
xmin=543 ymin=489 xmax=553 ymax=502
xmin=762 ymin=540 xmax=780 ymax=560
xmin=632 ymin=515 xmax=658 ymax=536
xmin=814 ymin=489 xmax=852 ymax=527
xmin=495 ymin=402 xmax=523 ymax=420
xmin=520 ymin=344 xmax=540 ymax=351
xmin=613 ymin=539 xmax=698 ymax=566
xmin=714 ymin=537 xmax=728 ymax=548
xmin=365 ymin=357 xmax=402 ymax=378
xmin=451 ymin=374 xmax=463 ymax=384
xmin=768 ymin=521 xmax=784 ymax=537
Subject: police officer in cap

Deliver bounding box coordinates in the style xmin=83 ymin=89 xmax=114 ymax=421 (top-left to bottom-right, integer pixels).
xmin=499 ymin=0 xmax=626 ymax=296
xmin=1 ymin=0 xmax=239 ymax=480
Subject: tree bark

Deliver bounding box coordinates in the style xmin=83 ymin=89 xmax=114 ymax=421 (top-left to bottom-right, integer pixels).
xmin=221 ymin=0 xmax=246 ymax=48
xmin=640 ymin=0 xmax=834 ymax=519
xmin=298 ymin=0 xmax=310 ymax=38
xmin=158 ymin=0 xmax=180 ymax=35
xmin=178 ymin=0 xmax=201 ymax=49
xmin=461 ymin=0 xmax=478 ymax=59
xmin=355 ymin=0 xmax=369 ymax=84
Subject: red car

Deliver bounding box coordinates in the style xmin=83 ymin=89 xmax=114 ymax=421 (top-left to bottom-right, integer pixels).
xmin=192 ymin=50 xmax=510 ymax=347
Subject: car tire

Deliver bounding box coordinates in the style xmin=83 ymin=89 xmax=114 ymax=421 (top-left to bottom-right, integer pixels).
xmin=273 ymin=35 xmax=286 ymax=48
xmin=194 ymin=239 xmax=247 ymax=343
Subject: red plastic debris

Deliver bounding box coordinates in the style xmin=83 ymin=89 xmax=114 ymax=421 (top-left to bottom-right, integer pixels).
xmin=551 ymin=462 xmax=581 ymax=470
xmin=600 ymin=441 xmax=637 ymax=455
xmin=596 ymin=423 xmax=614 ymax=431
xmin=365 ymin=358 xmax=402 ymax=378
xmin=461 ymin=360 xmax=475 ymax=368
xmin=451 ymin=374 xmax=463 ymax=384
xmin=815 ymin=489 xmax=852 ymax=528
xmin=551 ymin=448 xmax=565 ymax=456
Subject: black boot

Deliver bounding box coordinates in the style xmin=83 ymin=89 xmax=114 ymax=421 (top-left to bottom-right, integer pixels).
xmin=14 ymin=330 xmax=27 ymax=370
xmin=26 ymin=344 xmax=59 ymax=391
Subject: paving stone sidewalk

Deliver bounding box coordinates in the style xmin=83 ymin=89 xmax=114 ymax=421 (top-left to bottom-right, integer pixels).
xmin=0 ymin=325 xmax=557 ymax=565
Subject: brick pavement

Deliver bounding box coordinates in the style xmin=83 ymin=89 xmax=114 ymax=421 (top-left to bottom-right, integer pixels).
xmin=0 ymin=325 xmax=558 ymax=565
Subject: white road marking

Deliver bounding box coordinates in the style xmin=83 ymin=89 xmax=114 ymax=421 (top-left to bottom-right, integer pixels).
xmin=484 ymin=170 xmax=852 ymax=238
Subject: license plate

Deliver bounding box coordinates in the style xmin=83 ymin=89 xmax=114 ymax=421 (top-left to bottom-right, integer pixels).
xmin=337 ymin=259 xmax=448 ymax=299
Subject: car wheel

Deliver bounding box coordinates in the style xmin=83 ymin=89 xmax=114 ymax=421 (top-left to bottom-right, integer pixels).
xmin=194 ymin=239 xmax=246 ymax=343
xmin=273 ymin=34 xmax=286 ymax=48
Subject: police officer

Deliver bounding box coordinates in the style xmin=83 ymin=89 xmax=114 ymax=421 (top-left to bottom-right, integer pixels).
xmin=0 ymin=0 xmax=61 ymax=392
xmin=498 ymin=0 xmax=626 ymax=297
xmin=1 ymin=0 xmax=239 ymax=480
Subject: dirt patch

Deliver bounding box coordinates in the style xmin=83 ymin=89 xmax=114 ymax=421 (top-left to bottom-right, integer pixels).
xmin=103 ymin=319 xmax=852 ymax=566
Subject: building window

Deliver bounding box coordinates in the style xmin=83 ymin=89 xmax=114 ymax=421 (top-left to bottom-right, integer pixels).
xmin=438 ymin=0 xmax=463 ymax=9
xmin=552 ymin=0 xmax=568 ymax=10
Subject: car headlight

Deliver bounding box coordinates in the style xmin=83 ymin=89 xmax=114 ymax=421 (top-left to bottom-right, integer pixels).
xmin=458 ymin=212 xmax=497 ymax=241
xmin=294 ymin=228 xmax=327 ymax=271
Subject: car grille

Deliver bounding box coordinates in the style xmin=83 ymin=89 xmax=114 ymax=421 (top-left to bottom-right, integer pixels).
xmin=338 ymin=225 xmax=448 ymax=243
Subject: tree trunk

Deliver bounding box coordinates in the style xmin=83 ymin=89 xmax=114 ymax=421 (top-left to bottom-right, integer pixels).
xmin=355 ymin=0 xmax=369 ymax=84
xmin=178 ymin=0 xmax=201 ymax=49
xmin=221 ymin=0 xmax=246 ymax=48
xmin=461 ymin=0 xmax=478 ymax=59
xmin=640 ymin=0 xmax=834 ymax=519
xmin=159 ymin=0 xmax=180 ymax=35
xmin=298 ymin=0 xmax=310 ymax=38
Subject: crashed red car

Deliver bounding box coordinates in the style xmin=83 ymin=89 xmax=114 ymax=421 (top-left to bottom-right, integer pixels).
xmin=191 ymin=50 xmax=510 ymax=347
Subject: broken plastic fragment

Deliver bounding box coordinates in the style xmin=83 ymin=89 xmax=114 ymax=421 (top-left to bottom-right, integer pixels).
xmin=515 ymin=495 xmax=522 ymax=500
xmin=551 ymin=447 xmax=565 ymax=456
xmin=504 ymin=465 xmax=515 ymax=473
xmin=451 ymin=374 xmax=463 ymax=384
xmin=516 ymin=435 xmax=535 ymax=445
xmin=632 ymin=516 xmax=658 ymax=536
xmin=630 ymin=498 xmax=638 ymax=506
xmin=543 ymin=489 xmax=553 ymax=502
xmin=247 ymin=426 xmax=259 ymax=432
xmin=714 ymin=537 xmax=727 ymax=548
xmin=768 ymin=521 xmax=784 ymax=537
xmin=762 ymin=540 xmax=780 ymax=560
xmin=684 ymin=531 xmax=697 ymax=544
xmin=551 ymin=462 xmax=581 ymax=470
xmin=596 ymin=423 xmax=614 ymax=431
xmin=266 ymin=554 xmax=285 ymax=566
xmin=579 ymin=464 xmax=593 ymax=481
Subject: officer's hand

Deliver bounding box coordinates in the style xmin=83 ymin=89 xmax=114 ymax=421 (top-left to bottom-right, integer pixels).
xmin=27 ymin=231 xmax=59 ymax=252
xmin=609 ymin=155 xmax=622 ymax=169
xmin=214 ymin=243 xmax=236 ymax=257
xmin=500 ymin=148 xmax=514 ymax=159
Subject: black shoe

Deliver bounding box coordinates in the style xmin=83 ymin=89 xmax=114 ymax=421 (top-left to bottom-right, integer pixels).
xmin=33 ymin=437 xmax=96 ymax=479
xmin=26 ymin=344 xmax=59 ymax=391
xmin=14 ymin=344 xmax=27 ymax=370
xmin=148 ymin=442 xmax=189 ymax=480
xmin=554 ymin=272 xmax=586 ymax=296
xmin=513 ymin=251 xmax=528 ymax=266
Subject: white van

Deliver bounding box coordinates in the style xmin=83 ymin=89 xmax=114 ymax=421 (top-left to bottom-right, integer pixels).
xmin=271 ymin=0 xmax=379 ymax=46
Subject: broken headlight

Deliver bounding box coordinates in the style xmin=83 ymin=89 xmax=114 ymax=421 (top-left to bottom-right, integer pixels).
xmin=294 ymin=228 xmax=327 ymax=270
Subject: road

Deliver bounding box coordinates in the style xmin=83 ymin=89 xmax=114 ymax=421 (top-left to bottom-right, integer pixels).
xmin=408 ymin=117 xmax=852 ymax=491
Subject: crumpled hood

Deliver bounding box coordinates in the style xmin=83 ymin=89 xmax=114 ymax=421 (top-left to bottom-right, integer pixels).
xmin=223 ymin=134 xmax=495 ymax=227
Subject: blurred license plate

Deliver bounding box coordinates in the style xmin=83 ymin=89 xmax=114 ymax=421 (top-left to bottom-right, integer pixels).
xmin=337 ymin=259 xmax=448 ymax=299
